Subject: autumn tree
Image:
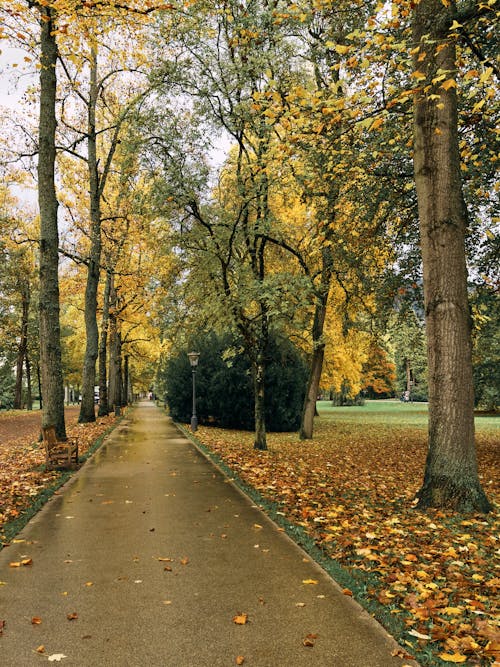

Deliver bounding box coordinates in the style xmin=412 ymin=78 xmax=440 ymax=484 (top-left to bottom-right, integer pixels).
xmin=411 ymin=0 xmax=493 ymax=511
xmin=147 ymin=0 xmax=315 ymax=449
xmin=56 ymin=21 xmax=154 ymax=422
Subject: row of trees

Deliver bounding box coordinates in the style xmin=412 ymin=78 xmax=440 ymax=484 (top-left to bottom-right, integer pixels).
xmin=0 ymin=0 xmax=497 ymax=512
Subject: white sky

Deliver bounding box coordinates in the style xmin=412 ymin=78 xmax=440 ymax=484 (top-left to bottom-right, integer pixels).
xmin=0 ymin=46 xmax=32 ymax=109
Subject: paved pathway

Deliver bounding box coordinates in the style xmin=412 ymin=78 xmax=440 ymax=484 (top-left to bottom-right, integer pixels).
xmin=0 ymin=402 xmax=418 ymax=666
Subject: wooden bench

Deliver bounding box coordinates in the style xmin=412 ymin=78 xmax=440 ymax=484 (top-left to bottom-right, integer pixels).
xmin=42 ymin=425 xmax=79 ymax=470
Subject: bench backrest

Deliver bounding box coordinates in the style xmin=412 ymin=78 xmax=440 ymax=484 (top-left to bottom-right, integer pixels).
xmin=42 ymin=425 xmax=58 ymax=447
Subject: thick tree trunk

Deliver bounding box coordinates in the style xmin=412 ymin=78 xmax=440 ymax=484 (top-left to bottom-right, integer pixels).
xmin=412 ymin=0 xmax=491 ymax=512
xmin=38 ymin=7 xmax=66 ymax=439
xmin=79 ymin=49 xmax=101 ymax=424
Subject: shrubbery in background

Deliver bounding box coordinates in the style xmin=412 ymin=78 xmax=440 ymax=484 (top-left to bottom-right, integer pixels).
xmin=160 ymin=331 xmax=308 ymax=431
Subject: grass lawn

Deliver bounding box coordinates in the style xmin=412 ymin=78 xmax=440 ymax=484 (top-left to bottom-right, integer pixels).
xmin=318 ymin=399 xmax=499 ymax=430
xmin=192 ymin=401 xmax=499 ymax=666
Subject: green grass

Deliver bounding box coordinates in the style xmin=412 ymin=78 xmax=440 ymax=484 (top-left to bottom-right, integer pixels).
xmin=317 ymin=399 xmax=499 ymax=431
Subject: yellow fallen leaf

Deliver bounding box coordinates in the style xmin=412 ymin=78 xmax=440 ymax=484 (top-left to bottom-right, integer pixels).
xmin=302 ymin=579 xmax=318 ymax=585
xmin=438 ymin=653 xmax=467 ymax=663
xmin=441 ymin=79 xmax=457 ymax=91
xmin=236 ymin=657 xmax=245 ymax=665
xmin=233 ymin=613 xmax=248 ymax=625
xmin=9 ymin=562 xmax=21 ymax=568
xmin=443 ymin=606 xmax=462 ymax=615
xmin=36 ymin=645 xmax=45 ymax=654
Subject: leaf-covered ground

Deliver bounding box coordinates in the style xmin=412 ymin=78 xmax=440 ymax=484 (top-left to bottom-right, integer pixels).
xmin=193 ymin=405 xmax=499 ymax=666
xmin=0 ymin=411 xmax=117 ymax=543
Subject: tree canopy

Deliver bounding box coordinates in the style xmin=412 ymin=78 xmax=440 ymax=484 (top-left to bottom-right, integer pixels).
xmin=0 ymin=0 xmax=497 ymax=509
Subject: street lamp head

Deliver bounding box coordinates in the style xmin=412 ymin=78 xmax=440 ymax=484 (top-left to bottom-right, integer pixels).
xmin=187 ymin=351 xmax=200 ymax=368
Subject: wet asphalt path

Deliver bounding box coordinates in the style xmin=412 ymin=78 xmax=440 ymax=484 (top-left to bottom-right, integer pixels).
xmin=0 ymin=402 xmax=417 ymax=666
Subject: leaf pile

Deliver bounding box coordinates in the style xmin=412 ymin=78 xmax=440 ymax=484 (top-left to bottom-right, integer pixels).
xmin=0 ymin=414 xmax=117 ymax=542
xmin=195 ymin=419 xmax=499 ymax=666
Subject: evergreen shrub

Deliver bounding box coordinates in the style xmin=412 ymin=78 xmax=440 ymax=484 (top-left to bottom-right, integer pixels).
xmin=162 ymin=331 xmax=307 ymax=431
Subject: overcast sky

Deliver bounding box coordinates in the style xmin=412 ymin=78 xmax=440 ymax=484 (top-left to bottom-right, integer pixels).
xmin=0 ymin=46 xmax=33 ymax=110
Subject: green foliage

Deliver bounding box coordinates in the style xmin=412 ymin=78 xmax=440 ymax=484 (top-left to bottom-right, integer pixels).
xmin=0 ymin=361 xmax=14 ymax=409
xmin=390 ymin=310 xmax=428 ymax=401
xmin=161 ymin=331 xmax=308 ymax=431
xmin=472 ymin=288 xmax=499 ymax=411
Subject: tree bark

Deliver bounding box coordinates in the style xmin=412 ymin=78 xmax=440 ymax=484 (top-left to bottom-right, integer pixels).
xmin=97 ymin=269 xmax=111 ymax=416
xmin=79 ymin=48 xmax=101 ymax=423
xmin=38 ymin=6 xmax=66 ymax=438
xmin=412 ymin=0 xmax=491 ymax=512
xmin=253 ymin=354 xmax=267 ymax=450
xmin=300 ymin=250 xmax=332 ymax=439
xmin=14 ymin=283 xmax=29 ymax=409
xmin=25 ymin=352 xmax=33 ymax=411
xmin=108 ymin=278 xmax=123 ymax=414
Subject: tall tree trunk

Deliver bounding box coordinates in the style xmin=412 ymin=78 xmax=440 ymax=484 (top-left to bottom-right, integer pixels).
xmin=97 ymin=269 xmax=111 ymax=417
xmin=300 ymin=249 xmax=332 ymax=439
xmin=79 ymin=48 xmax=101 ymax=423
xmin=412 ymin=0 xmax=491 ymax=512
xmin=108 ymin=279 xmax=123 ymax=414
xmin=38 ymin=6 xmax=66 ymax=439
xmin=253 ymin=354 xmax=267 ymax=451
xmin=123 ymin=354 xmax=130 ymax=406
xmin=14 ymin=280 xmax=30 ymax=410
xmin=14 ymin=285 xmax=29 ymax=409
xmin=25 ymin=352 xmax=33 ymax=411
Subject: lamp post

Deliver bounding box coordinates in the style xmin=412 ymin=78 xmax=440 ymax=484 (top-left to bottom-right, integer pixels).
xmin=187 ymin=351 xmax=200 ymax=432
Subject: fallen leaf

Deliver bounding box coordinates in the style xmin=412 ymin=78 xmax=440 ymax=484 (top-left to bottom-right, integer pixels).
xmin=84 ymin=582 xmax=93 ymax=587
xmin=392 ymin=648 xmax=414 ymax=660
xmin=342 ymin=588 xmax=353 ymax=597
xmin=253 ymin=523 xmax=263 ymax=530
xmin=295 ymin=602 xmax=306 ymax=607
xmin=236 ymin=657 xmax=245 ymax=665
xmin=302 ymin=579 xmax=318 ymax=585
xmin=163 ymin=600 xmax=172 ymax=605
xmin=48 ymin=654 xmax=67 ymax=662
xmin=438 ymin=653 xmax=467 ymax=663
xmin=408 ymin=629 xmax=430 ymax=640
xmin=9 ymin=562 xmax=21 ymax=568
xmin=36 ymin=645 xmax=45 ymax=653
xmin=233 ymin=613 xmax=248 ymax=625
xmin=158 ymin=557 xmax=173 ymax=562
xmin=164 ymin=566 xmax=172 ymax=572
xmin=0 ymin=620 xmax=5 ymax=635
xmin=180 ymin=557 xmax=189 ymax=565
xmin=303 ymin=633 xmax=318 ymax=647
xmin=66 ymin=612 xmax=78 ymax=621
xmin=31 ymin=617 xmax=42 ymax=625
